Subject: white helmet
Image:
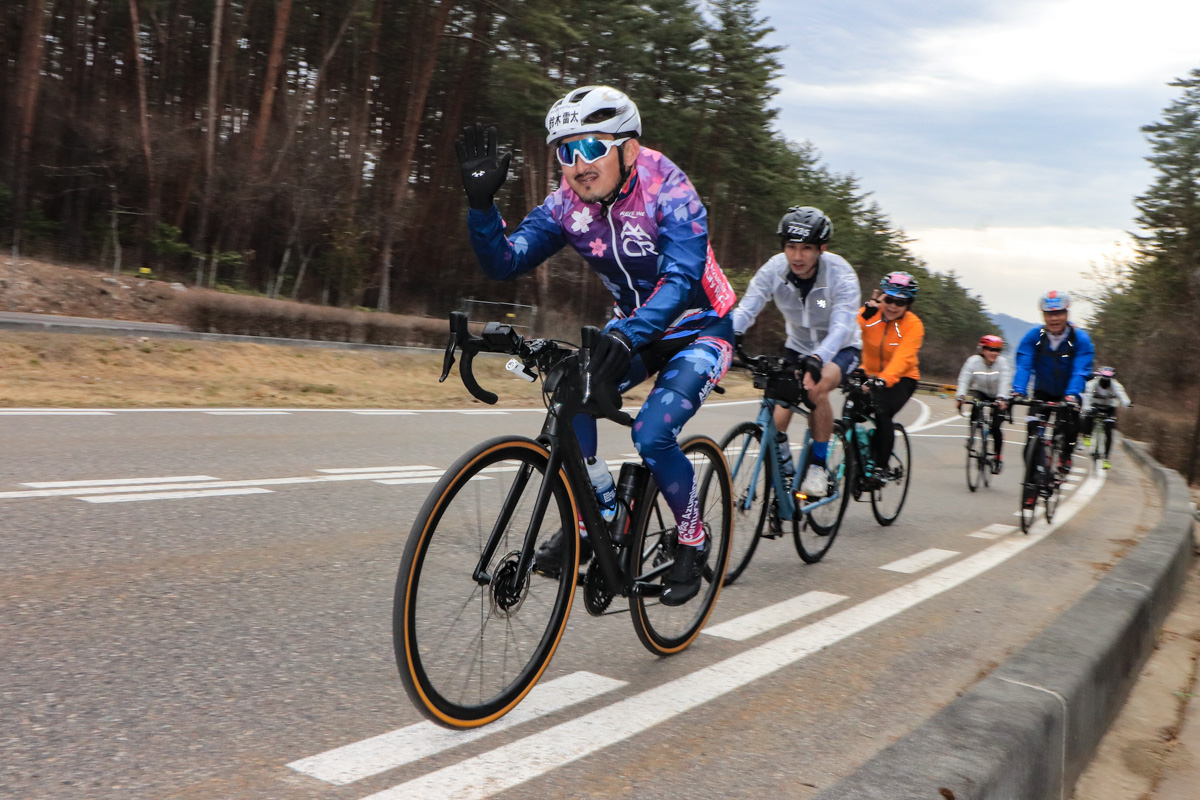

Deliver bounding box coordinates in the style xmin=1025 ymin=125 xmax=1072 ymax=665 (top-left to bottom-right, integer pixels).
xmin=545 ymin=85 xmax=642 ymax=145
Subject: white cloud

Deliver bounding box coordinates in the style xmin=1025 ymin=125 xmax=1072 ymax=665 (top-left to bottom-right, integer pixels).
xmin=780 ymin=0 xmax=1200 ymax=107
xmin=905 ymin=226 xmax=1136 ymax=321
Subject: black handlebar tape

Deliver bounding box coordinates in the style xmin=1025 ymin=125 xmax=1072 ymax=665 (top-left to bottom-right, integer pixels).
xmin=459 ymin=349 xmax=498 ymax=405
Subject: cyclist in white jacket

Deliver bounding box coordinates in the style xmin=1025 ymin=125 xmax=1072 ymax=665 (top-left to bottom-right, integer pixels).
xmin=955 ymin=334 xmax=1012 ymax=473
xmin=1081 ymin=366 xmax=1132 ymax=468
xmin=732 ymin=206 xmax=862 ymax=499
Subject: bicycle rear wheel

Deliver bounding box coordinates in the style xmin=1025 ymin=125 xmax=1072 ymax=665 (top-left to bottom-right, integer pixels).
xmin=965 ymin=419 xmax=985 ymax=492
xmin=795 ymin=422 xmax=851 ymax=563
xmin=871 ymin=423 xmax=911 ymax=526
xmin=394 ymin=437 xmax=577 ymax=728
xmin=718 ymin=421 xmax=769 ymax=585
xmin=630 ymin=435 xmax=731 ymax=654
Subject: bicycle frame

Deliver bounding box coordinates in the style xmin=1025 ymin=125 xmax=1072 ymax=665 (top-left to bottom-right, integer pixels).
xmin=467 ymin=347 xmax=663 ymax=599
xmin=728 ymin=396 xmax=844 ymax=522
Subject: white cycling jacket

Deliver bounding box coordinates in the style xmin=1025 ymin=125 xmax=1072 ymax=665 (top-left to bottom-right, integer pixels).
xmin=1082 ymin=376 xmax=1131 ymax=410
xmin=956 ymin=354 xmax=1013 ymax=399
xmin=731 ymin=251 xmax=862 ymax=363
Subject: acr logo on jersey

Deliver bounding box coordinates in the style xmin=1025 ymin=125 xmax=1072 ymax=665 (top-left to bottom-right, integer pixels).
xmin=621 ymin=221 xmax=658 ymax=257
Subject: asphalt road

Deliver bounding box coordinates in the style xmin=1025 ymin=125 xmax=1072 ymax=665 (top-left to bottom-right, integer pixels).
xmin=0 ymin=393 xmax=1158 ymax=800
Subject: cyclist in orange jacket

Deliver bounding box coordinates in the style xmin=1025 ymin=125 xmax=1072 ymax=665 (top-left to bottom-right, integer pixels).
xmin=858 ymin=272 xmax=924 ymax=478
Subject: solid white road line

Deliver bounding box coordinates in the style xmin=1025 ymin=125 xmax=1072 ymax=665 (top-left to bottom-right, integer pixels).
xmin=367 ymin=470 xmax=1105 ymax=800
xmin=21 ymin=475 xmax=218 ymax=488
xmin=0 ymin=410 xmax=114 ymax=416
xmin=0 ymin=471 xmax=447 ymax=500
xmin=203 ymin=410 xmax=291 ymax=415
xmin=349 ymin=410 xmax=418 ymax=415
xmin=459 ymin=410 xmax=509 ymax=415
xmin=703 ymin=591 xmax=848 ymax=641
xmin=80 ymin=488 xmax=273 ymax=503
xmin=287 ymin=672 xmax=627 ymax=786
xmin=880 ymin=548 xmax=960 ymax=574
xmin=316 ymin=466 xmax=436 ymax=474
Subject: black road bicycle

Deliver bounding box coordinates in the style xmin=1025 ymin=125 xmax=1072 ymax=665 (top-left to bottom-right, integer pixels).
xmin=961 ymin=398 xmax=1007 ymax=492
xmin=841 ymin=369 xmax=912 ymax=526
xmin=1012 ymin=398 xmax=1068 ymax=533
xmin=394 ymin=313 xmax=732 ymax=728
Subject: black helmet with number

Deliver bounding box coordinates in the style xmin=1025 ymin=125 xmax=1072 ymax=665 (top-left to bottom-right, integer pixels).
xmin=777 ymin=206 xmax=833 ymax=245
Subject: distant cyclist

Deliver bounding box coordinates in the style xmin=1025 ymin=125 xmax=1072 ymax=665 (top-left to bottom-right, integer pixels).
xmin=455 ymin=86 xmax=737 ymax=606
xmin=1081 ymin=366 xmax=1132 ymax=469
xmin=955 ymin=334 xmax=1012 ymax=473
xmin=858 ymin=272 xmax=924 ymax=480
xmin=731 ymin=206 xmax=862 ymax=499
xmin=1011 ymin=290 xmax=1095 ymax=508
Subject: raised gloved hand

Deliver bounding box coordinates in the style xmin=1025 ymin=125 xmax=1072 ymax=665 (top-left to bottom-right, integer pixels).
xmin=589 ymin=329 xmax=633 ymax=386
xmin=862 ymin=376 xmax=886 ymax=394
xmin=455 ymin=123 xmax=511 ymax=210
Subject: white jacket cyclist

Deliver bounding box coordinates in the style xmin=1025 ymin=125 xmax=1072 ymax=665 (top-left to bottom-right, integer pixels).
xmin=731 ymin=251 xmax=862 ymax=362
xmin=956 ymin=354 xmax=1013 ymax=399
xmin=1082 ymin=376 xmax=1131 ymax=410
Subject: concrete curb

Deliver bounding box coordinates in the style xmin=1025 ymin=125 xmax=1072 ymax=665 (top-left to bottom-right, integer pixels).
xmin=816 ymin=440 xmax=1196 ymax=800
xmin=0 ymin=318 xmax=441 ymax=354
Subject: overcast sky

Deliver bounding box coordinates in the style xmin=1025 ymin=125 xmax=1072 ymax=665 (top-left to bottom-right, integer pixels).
xmin=752 ymin=0 xmax=1200 ymax=322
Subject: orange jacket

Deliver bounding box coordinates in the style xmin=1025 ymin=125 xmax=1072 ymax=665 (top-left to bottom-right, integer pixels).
xmin=858 ymin=306 xmax=924 ymax=386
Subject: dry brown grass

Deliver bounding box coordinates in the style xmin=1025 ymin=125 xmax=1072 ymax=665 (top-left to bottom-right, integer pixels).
xmin=0 ymin=331 xmax=759 ymax=408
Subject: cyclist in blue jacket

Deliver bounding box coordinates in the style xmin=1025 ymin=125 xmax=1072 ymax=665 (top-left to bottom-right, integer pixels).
xmin=1011 ymin=290 xmax=1094 ymax=506
xmin=454 ymin=85 xmax=737 ymax=606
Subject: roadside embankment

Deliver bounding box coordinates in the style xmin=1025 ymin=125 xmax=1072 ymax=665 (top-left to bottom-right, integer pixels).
xmin=816 ymin=439 xmax=1196 ymax=800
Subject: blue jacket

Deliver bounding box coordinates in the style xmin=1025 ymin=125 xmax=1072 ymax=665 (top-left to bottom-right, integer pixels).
xmin=1011 ymin=324 xmax=1095 ymax=398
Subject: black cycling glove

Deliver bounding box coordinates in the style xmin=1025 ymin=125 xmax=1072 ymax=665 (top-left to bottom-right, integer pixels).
xmin=455 ymin=123 xmax=511 ymax=210
xmin=796 ymin=354 xmax=823 ymax=385
xmin=589 ymin=329 xmax=633 ymax=386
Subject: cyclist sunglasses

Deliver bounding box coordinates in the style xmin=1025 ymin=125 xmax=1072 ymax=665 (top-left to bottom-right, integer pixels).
xmin=881 ymin=295 xmax=910 ymax=306
xmin=556 ymin=137 xmax=630 ymax=167
xmin=982 ymin=346 xmax=1002 ymax=352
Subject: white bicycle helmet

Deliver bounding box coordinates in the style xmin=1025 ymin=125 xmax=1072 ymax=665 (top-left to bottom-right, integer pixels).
xmin=545 ymin=85 xmax=642 ymax=144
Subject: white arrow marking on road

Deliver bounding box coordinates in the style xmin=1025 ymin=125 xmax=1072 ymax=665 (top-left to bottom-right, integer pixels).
xmin=287 ymin=672 xmax=627 ymax=786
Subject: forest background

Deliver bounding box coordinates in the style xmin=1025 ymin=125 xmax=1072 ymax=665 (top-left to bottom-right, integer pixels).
xmin=0 ymin=0 xmax=993 ymax=378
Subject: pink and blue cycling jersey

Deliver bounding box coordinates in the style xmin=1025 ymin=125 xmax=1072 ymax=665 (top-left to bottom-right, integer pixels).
xmin=466 ymin=147 xmax=735 ymax=349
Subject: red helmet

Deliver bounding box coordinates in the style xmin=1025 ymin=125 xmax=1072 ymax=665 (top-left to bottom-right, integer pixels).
xmin=979 ymin=335 xmax=1003 ymax=349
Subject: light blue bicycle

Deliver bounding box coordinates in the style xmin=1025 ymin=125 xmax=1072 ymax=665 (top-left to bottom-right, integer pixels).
xmin=718 ymin=352 xmax=851 ymax=584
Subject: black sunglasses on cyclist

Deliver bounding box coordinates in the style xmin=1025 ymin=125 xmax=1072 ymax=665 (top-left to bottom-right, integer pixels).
xmin=555 ymin=137 xmax=631 ymax=167
xmin=881 ymin=295 xmax=910 ymax=306
xmin=983 ymin=346 xmax=1002 ymax=352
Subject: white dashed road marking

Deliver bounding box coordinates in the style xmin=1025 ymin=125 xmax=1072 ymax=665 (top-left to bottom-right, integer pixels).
xmin=287 ymin=672 xmax=627 ymax=786
xmin=80 ymin=488 xmax=273 ymax=504
xmin=880 ymin=548 xmax=960 ymax=574
xmin=703 ymin=591 xmax=848 ymax=641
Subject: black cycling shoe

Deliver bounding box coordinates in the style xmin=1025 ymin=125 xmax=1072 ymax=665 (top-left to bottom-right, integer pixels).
xmin=534 ymin=527 xmax=591 ymax=579
xmin=660 ymin=537 xmax=709 ymax=607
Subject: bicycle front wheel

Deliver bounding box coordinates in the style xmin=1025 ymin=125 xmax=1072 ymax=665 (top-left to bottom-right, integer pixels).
xmin=394 ymin=437 xmax=578 ymax=728
xmin=871 ymin=423 xmax=911 ymax=526
xmin=630 ymin=435 xmax=732 ymax=655
xmin=965 ymin=419 xmax=985 ymax=492
xmin=795 ymin=422 xmax=851 ymax=563
xmin=718 ymin=421 xmax=769 ymax=585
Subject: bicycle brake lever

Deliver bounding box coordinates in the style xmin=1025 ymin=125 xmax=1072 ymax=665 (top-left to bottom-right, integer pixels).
xmin=439 ymin=314 xmax=461 ymax=383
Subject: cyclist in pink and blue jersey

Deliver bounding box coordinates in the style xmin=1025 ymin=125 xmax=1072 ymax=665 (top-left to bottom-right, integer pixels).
xmin=455 ymin=85 xmax=737 ymax=606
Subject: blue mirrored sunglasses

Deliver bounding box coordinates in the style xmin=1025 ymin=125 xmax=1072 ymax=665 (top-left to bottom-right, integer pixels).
xmin=555 ymin=137 xmax=630 ymax=166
